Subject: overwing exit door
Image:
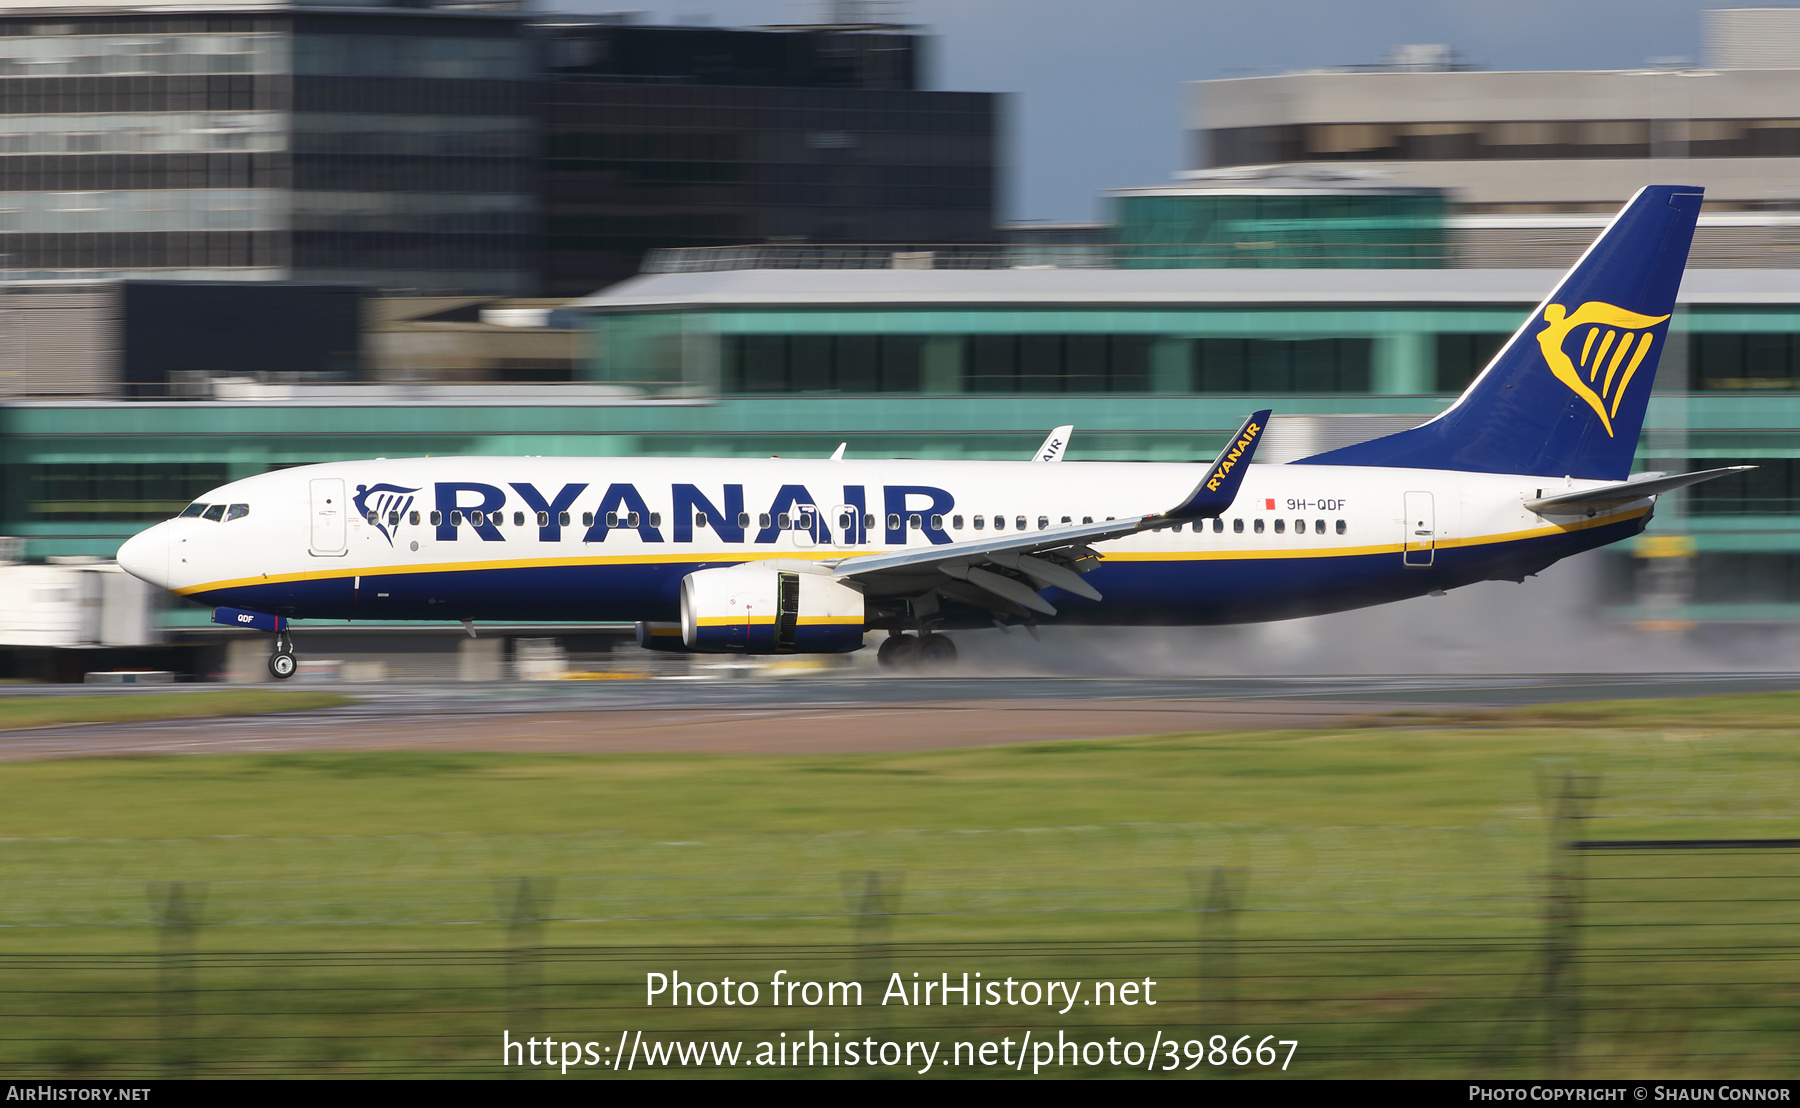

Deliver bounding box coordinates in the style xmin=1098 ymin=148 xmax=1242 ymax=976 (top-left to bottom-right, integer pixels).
xmin=1402 ymin=491 xmax=1435 ymax=567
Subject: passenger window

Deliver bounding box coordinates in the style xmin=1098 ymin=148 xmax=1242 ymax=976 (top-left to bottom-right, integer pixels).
xmin=471 ymin=511 xmax=485 ymax=527
xmin=838 ymin=512 xmax=853 ymax=530
xmin=430 ymin=510 xmax=442 ymax=526
xmin=1232 ymin=519 xmax=1243 ymax=533
xmin=778 ymin=513 xmax=792 ymax=530
xmin=994 ymin=515 xmax=1005 ymax=531
xmin=179 ymin=503 xmax=208 ymax=519
xmin=909 ymin=514 xmax=922 ymax=530
xmin=582 ymin=512 xmax=594 ymax=527
xmin=930 ymin=513 xmax=943 ymax=530
xmin=1037 ymin=516 xmax=1048 ymax=530
xmin=886 ymin=513 xmax=900 ymax=531
xmin=492 ymin=512 xmax=503 ymax=528
xmin=1060 ymin=516 xmax=1071 ymax=525
xmin=1253 ymin=519 xmax=1264 ymax=534
xmin=1212 ymin=518 xmax=1224 ymax=533
xmin=863 ymin=513 xmax=875 ymax=529
xmin=1274 ymin=519 xmax=1285 ymax=534
xmin=696 ymin=513 xmax=709 ymax=529
xmin=738 ymin=512 xmax=750 ymax=528
xmin=952 ymin=515 xmax=963 ymax=530
xmin=387 ymin=511 xmax=400 ymax=527
xmin=1171 ymin=523 xmax=1183 ymax=533
xmin=537 ymin=511 xmax=549 ymax=527
xmin=450 ymin=510 xmax=463 ymax=526
xmin=1294 ymin=518 xmax=1304 ymax=534
xmin=1315 ymin=519 xmax=1325 ymax=534
xmin=202 ymin=504 xmax=226 ymax=522
xmin=797 ymin=512 xmax=812 ymax=530
xmin=559 ymin=511 xmax=570 ymax=526
xmin=759 ymin=513 xmax=771 ymax=529
xmin=410 ymin=510 xmax=421 ymax=526
xmin=1083 ymin=516 xmax=1093 ymax=524
xmin=606 ymin=512 xmax=620 ymax=528
xmin=627 ymin=512 xmax=641 ymax=528
xmin=513 ymin=511 xmax=524 ymax=527
xmin=364 ymin=510 xmax=378 ymax=525
xmin=225 ymin=503 xmax=250 ymax=522
xmin=1016 ymin=516 xmax=1027 ymax=531
xmin=1336 ymin=519 xmax=1347 ymax=535
xmin=649 ymin=512 xmax=661 ymax=527
xmin=974 ymin=516 xmax=985 ymax=531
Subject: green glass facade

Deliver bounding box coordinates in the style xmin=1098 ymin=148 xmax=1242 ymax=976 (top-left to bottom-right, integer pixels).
xmin=1110 ymin=189 xmax=1449 ymax=268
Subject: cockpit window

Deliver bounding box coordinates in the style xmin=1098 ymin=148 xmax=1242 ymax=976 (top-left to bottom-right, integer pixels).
xmin=179 ymin=503 xmax=208 ymax=519
xmin=201 ymin=504 xmax=226 ymax=522
xmin=224 ymin=503 xmax=250 ymax=522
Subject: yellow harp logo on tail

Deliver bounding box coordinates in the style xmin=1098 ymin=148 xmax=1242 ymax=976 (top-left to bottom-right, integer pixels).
xmin=1535 ymin=302 xmax=1670 ymax=437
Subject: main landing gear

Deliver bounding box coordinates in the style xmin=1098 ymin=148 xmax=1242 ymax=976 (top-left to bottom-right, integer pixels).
xmin=877 ymin=630 xmax=957 ymax=673
xmin=268 ymin=629 xmax=297 ymax=680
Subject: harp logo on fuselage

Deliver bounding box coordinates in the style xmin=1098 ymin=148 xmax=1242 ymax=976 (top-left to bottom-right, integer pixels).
xmin=1535 ymin=302 xmax=1671 ymax=438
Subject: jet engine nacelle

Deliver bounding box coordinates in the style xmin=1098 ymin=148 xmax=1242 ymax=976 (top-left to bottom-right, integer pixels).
xmin=680 ymin=564 xmax=865 ymax=654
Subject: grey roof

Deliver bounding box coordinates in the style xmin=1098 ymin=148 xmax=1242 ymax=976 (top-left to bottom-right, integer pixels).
xmin=574 ymin=267 xmax=1800 ymax=310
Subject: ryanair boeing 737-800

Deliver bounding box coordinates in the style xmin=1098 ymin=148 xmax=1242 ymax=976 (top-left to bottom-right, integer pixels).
xmin=117 ymin=185 xmax=1749 ymax=677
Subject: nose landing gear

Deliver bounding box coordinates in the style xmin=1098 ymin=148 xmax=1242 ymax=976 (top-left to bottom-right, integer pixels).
xmin=268 ymin=629 xmax=297 ymax=680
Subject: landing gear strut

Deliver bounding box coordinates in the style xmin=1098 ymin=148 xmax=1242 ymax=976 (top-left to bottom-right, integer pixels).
xmin=268 ymin=629 xmax=297 ymax=680
xmin=876 ymin=631 xmax=957 ymax=672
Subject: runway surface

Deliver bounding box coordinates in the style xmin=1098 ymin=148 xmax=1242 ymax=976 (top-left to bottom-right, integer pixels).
xmin=1 ymin=672 xmax=1797 ymax=760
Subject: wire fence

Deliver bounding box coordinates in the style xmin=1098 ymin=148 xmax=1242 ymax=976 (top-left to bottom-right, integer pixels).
xmin=0 ymin=785 xmax=1795 ymax=1078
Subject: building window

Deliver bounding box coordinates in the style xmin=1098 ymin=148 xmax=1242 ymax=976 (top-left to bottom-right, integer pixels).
xmin=1691 ymin=333 xmax=1800 ymax=390
xmin=1436 ymin=333 xmax=1511 ymax=393
xmin=1685 ymin=458 xmax=1799 ymax=515
xmin=1192 ymin=337 xmax=1372 ymax=393
xmin=18 ymin=461 xmax=229 ymax=522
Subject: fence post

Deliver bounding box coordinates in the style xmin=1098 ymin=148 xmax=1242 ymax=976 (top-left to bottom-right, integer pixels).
xmin=1542 ymin=772 xmax=1596 ymax=1078
xmin=500 ymin=877 xmax=553 ymax=1075
xmin=151 ymin=882 xmax=204 ymax=1078
xmin=852 ymin=872 xmax=900 ymax=1073
xmin=1192 ymin=866 xmax=1242 ymax=1029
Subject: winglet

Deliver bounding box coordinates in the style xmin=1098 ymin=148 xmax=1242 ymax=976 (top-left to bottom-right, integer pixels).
xmin=1033 ymin=425 xmax=1074 ymax=462
xmin=1166 ymin=409 xmax=1271 ymax=519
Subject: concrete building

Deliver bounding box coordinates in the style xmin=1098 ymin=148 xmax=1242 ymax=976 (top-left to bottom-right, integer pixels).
xmin=1189 ymin=9 xmax=1800 ymax=213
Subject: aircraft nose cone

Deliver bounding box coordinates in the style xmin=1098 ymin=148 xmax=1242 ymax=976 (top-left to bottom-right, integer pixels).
xmin=116 ymin=523 xmax=170 ymax=589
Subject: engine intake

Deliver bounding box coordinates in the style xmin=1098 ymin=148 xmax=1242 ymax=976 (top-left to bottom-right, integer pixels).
xmin=681 ymin=564 xmax=864 ymax=654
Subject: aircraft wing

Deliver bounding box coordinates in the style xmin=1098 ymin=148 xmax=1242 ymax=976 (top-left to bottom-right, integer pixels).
xmin=828 ymin=410 xmax=1270 ymax=617
xmin=1524 ymin=466 xmax=1753 ymax=513
xmin=1032 ymin=425 xmax=1074 ymax=462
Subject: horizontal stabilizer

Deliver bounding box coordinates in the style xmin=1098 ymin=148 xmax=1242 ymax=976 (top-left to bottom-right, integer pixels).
xmin=1525 ymin=466 xmax=1754 ymax=513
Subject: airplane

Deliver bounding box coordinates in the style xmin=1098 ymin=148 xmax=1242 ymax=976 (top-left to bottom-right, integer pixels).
xmin=117 ymin=184 xmax=1749 ymax=677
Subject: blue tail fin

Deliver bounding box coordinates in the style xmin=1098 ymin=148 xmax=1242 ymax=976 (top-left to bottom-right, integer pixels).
xmin=1297 ymin=185 xmax=1702 ymax=480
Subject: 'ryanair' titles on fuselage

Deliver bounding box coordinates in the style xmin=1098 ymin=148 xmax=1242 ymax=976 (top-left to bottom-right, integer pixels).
xmin=387 ymin=481 xmax=958 ymax=546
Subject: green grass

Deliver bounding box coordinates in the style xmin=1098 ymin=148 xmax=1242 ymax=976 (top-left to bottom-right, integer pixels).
xmin=0 ymin=690 xmax=353 ymax=731
xmin=0 ymin=691 xmax=1796 ymax=1079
